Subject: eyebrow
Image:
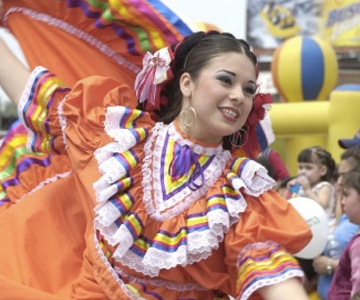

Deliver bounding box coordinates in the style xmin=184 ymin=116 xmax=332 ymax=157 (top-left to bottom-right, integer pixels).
xmin=218 ymin=70 xmax=257 ymax=84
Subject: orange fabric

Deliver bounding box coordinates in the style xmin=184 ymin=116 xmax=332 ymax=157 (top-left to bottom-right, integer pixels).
xmin=0 ymin=175 xmax=86 ymax=298
xmin=0 ymin=73 xmax=312 ymax=299
xmin=5 ymin=13 xmax=140 ymax=87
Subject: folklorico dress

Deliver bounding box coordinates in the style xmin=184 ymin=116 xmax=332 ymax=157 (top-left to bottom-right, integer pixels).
xmin=0 ymin=67 xmax=312 ymax=300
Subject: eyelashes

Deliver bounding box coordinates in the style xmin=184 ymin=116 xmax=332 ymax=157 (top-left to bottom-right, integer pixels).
xmin=244 ymin=85 xmax=257 ymax=95
xmin=217 ymin=76 xmax=257 ymax=96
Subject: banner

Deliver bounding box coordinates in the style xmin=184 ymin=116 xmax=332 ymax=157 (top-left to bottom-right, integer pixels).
xmin=320 ymin=0 xmax=360 ymax=47
xmin=247 ymin=0 xmax=322 ymax=49
xmin=247 ymin=0 xmax=360 ymax=48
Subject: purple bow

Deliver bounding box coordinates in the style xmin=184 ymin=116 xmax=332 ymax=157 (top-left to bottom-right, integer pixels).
xmin=170 ymin=145 xmax=205 ymax=191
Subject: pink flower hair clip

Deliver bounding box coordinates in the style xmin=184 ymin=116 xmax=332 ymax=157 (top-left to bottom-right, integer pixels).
xmin=134 ymin=47 xmax=174 ymax=109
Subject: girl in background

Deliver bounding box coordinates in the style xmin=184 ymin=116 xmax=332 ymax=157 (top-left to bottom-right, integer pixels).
xmin=287 ymin=146 xmax=337 ymax=232
xmin=286 ymin=146 xmax=336 ymax=298
xmin=327 ymin=170 xmax=360 ymax=299
xmin=313 ymin=145 xmax=360 ymax=300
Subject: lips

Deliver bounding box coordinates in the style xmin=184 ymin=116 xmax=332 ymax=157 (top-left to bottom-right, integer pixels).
xmin=219 ymin=107 xmax=239 ymax=122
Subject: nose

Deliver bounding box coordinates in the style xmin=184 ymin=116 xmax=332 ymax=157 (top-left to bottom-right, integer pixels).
xmin=229 ymin=87 xmax=245 ymax=103
xmin=298 ymin=169 xmax=305 ymax=176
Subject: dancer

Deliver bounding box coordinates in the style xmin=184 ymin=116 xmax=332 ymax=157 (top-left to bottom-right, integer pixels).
xmin=0 ymin=21 xmax=312 ymax=300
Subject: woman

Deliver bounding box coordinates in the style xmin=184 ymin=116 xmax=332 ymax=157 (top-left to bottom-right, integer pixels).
xmin=0 ymin=28 xmax=312 ymax=299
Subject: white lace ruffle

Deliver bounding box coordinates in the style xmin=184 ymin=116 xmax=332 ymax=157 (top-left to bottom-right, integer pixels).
xmin=142 ymin=122 xmax=232 ymax=222
xmin=103 ymin=106 xmax=142 ymax=149
xmin=93 ymin=107 xmax=277 ymax=277
xmin=229 ymin=159 xmax=276 ymax=197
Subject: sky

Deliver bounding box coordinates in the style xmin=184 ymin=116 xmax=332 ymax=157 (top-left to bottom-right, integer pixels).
xmin=162 ymin=0 xmax=247 ymax=38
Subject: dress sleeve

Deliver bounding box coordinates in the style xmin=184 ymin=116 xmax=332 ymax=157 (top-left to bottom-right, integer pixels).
xmin=224 ymin=157 xmax=312 ymax=299
xmin=18 ymin=66 xmax=138 ymax=170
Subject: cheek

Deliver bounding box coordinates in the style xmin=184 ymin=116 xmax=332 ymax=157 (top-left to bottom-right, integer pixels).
xmin=244 ymin=99 xmax=254 ymax=116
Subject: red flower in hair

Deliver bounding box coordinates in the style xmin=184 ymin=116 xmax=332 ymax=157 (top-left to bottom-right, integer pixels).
xmin=246 ymin=93 xmax=272 ymax=126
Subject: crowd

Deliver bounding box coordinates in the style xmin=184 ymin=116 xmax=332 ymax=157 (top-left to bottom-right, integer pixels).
xmin=257 ymin=129 xmax=360 ymax=300
xmin=0 ymin=1 xmax=359 ymax=300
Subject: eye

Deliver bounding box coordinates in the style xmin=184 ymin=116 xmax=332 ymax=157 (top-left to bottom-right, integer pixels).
xmin=217 ymin=75 xmax=232 ymax=85
xmin=243 ymin=84 xmax=257 ymax=96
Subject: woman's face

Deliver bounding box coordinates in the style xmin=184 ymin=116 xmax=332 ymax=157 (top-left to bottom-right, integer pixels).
xmin=337 ymin=158 xmax=354 ymax=184
xmin=179 ymin=52 xmax=257 ymax=144
xmin=342 ymin=186 xmax=360 ymax=224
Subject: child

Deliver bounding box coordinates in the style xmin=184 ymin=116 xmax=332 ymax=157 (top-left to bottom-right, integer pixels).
xmin=313 ymin=145 xmax=360 ymax=300
xmin=287 ymin=146 xmax=337 ymax=232
xmin=286 ymin=146 xmax=336 ymax=297
xmin=327 ymin=170 xmax=360 ymax=300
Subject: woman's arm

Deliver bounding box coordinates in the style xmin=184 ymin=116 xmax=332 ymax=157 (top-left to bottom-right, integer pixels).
xmin=258 ymin=278 xmax=310 ymax=300
xmin=0 ymin=35 xmax=30 ymax=106
xmin=313 ymin=254 xmax=339 ymax=275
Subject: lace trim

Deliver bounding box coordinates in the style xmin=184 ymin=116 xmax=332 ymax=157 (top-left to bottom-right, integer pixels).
xmin=236 ymin=240 xmax=305 ymax=300
xmin=115 ymin=265 xmax=209 ymax=292
xmin=142 ymin=122 xmax=232 ymax=222
xmin=228 ymin=158 xmax=276 ymax=197
xmin=103 ymin=107 xmax=141 ymax=150
xmin=16 ymin=170 xmax=72 ymax=202
xmin=238 ymin=270 xmax=304 ymax=300
xmin=94 ymin=109 xmax=276 ymax=277
xmin=93 ymin=231 xmax=140 ymax=300
xmin=3 ymin=8 xmax=141 ymax=74
xmin=58 ymin=96 xmax=68 ymax=149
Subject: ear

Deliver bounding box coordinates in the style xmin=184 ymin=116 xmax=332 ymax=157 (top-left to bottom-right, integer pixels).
xmin=179 ymin=72 xmax=193 ymax=98
xmin=320 ymin=165 xmax=327 ymax=177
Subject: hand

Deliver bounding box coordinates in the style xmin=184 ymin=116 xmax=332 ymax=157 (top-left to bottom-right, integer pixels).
xmin=296 ymin=174 xmax=311 ymax=191
xmin=313 ymin=255 xmax=338 ymax=275
xmin=286 ymin=178 xmax=297 ymax=190
xmin=312 ymin=255 xmax=328 ymax=275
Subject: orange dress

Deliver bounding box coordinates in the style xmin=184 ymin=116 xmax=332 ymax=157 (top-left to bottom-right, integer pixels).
xmin=0 ymin=0 xmax=193 ymax=207
xmin=0 ymin=66 xmax=312 ymax=300
xmin=1 ymin=0 xmax=193 ymax=87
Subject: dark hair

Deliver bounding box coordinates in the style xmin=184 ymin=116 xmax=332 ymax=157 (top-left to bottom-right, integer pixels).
xmin=342 ymin=170 xmax=360 ymax=195
xmin=340 ymin=144 xmax=360 ymax=170
xmin=297 ymin=146 xmax=336 ymax=181
xmin=163 ymin=31 xmax=256 ymax=121
xmin=143 ymin=31 xmax=256 ymax=150
xmin=256 ymin=154 xmax=275 ymax=179
xmin=277 ymin=176 xmax=295 ymax=190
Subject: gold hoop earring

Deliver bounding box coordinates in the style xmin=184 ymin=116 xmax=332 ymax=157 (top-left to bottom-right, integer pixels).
xmin=229 ymin=129 xmax=248 ymax=148
xmin=179 ymin=99 xmax=196 ymax=130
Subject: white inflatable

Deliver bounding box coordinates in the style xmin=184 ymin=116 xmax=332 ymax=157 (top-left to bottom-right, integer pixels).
xmin=289 ymin=197 xmax=329 ymax=259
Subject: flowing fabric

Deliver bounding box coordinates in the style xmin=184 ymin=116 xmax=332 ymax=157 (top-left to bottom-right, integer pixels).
xmin=0 ymin=65 xmax=312 ymax=300
xmin=1 ymin=0 xmax=194 ymax=86
xmin=0 ymin=2 xmax=312 ymax=299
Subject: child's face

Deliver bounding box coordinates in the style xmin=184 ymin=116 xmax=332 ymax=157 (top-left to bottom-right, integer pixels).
xmin=297 ymin=162 xmax=326 ymax=186
xmin=342 ymin=186 xmax=360 ymax=225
